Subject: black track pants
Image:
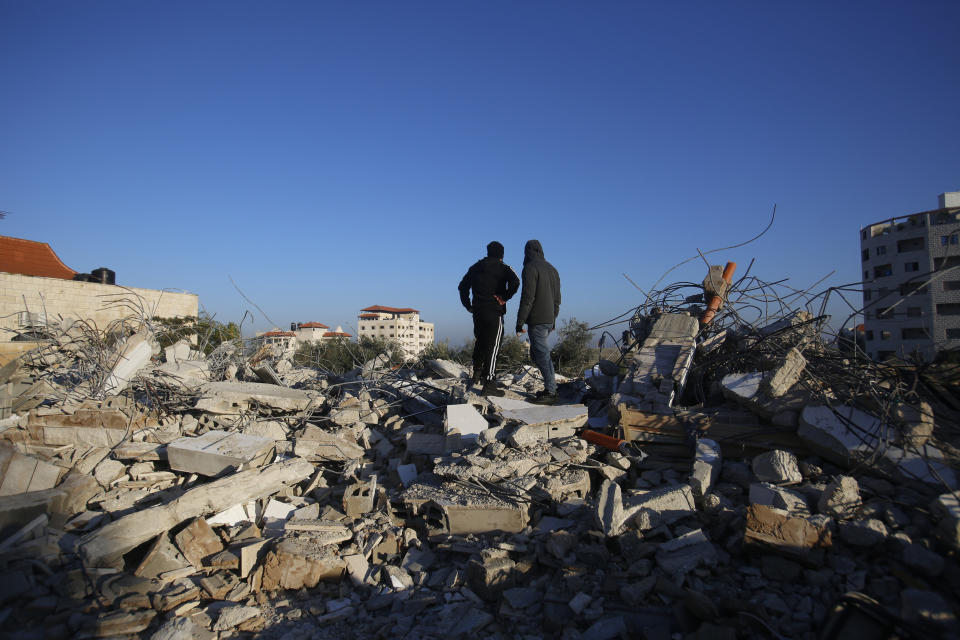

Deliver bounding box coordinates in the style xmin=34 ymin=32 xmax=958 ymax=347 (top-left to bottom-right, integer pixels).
xmin=472 ymin=308 xmax=504 ymax=382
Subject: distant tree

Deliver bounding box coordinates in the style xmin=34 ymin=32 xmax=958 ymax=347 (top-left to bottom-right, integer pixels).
xmin=551 ymin=318 xmax=594 ymax=377
xmin=294 ymin=335 xmax=406 ymax=374
xmin=154 ymin=311 xmax=240 ymax=355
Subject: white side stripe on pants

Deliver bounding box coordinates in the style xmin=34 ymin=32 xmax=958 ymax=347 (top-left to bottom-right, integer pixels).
xmin=487 ymin=316 xmax=503 ymax=381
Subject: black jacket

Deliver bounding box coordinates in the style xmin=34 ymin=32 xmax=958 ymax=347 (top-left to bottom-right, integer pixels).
xmin=459 ymin=256 xmax=520 ymax=316
xmin=516 ymin=239 xmax=561 ymax=330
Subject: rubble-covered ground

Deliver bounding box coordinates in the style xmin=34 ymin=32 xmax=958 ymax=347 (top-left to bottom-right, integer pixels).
xmin=1 ymin=273 xmax=959 ymax=640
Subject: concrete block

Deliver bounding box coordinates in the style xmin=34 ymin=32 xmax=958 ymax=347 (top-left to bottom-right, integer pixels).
xmin=817 ymin=476 xmax=861 ymax=520
xmin=880 ymin=444 xmax=958 ymax=489
xmin=689 ymin=438 xmax=721 ymax=499
xmin=445 ymin=403 xmax=488 ymax=442
xmin=174 ymin=517 xmax=224 ymax=566
xmin=595 ymin=479 xmax=623 ymax=536
xmin=749 ymin=482 xmax=809 ymax=515
xmin=427 ymin=359 xmax=470 ymax=379
xmin=397 ymin=463 xmax=418 ymax=487
xmin=207 ymin=502 xmax=257 ymax=527
xmin=156 ymin=360 xmax=210 ymax=389
xmin=892 ymin=400 xmax=934 ymax=448
xmin=626 ymin=484 xmax=696 ymax=531
xmin=134 ymin=533 xmax=189 ymax=578
xmin=259 ymin=538 xmax=345 ymax=590
xmin=763 ymin=347 xmax=806 ymax=397
xmin=743 ymin=504 xmax=831 ymax=560
xmin=751 ymin=450 xmax=802 ymax=485
xmin=164 ymin=339 xmax=191 ymax=364
xmin=930 ymin=493 xmax=960 ymax=549
xmin=168 ymin=430 xmax=274 ymax=477
xmin=93 ymin=458 xmax=126 ymax=488
xmin=343 ymin=477 xmax=377 ymax=518
xmin=195 ymin=381 xmax=313 ymax=414
xmin=467 ymin=549 xmax=515 ymax=601
xmin=838 ymin=518 xmax=888 ymax=546
xmin=240 ymin=539 xmax=269 ymax=579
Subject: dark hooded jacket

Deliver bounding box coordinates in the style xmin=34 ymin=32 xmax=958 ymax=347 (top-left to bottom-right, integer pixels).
xmin=516 ymin=239 xmax=561 ymax=330
xmin=459 ymin=256 xmax=520 ymax=316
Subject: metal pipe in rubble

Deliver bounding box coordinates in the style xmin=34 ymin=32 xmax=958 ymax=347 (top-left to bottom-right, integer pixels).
xmin=699 ymin=261 xmax=737 ymax=326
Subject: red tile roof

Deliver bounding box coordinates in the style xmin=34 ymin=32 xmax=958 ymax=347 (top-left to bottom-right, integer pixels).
xmin=323 ymin=331 xmax=352 ymax=338
xmin=299 ymin=322 xmax=329 ymax=329
xmin=0 ymin=235 xmax=76 ymax=280
xmin=361 ymin=305 xmax=419 ymax=314
xmin=262 ymin=331 xmax=296 ymax=338
xmin=358 ymin=313 xmax=379 ymax=319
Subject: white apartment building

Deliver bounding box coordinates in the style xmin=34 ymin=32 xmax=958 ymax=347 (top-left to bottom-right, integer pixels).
xmin=291 ymin=322 xmax=352 ymax=343
xmin=860 ymin=191 xmax=960 ymax=361
xmin=356 ymin=305 xmax=435 ymax=359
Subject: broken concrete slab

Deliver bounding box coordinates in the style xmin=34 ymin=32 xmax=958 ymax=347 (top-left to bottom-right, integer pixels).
xmin=0 ymin=444 xmax=63 ymax=495
xmin=655 ymin=529 xmax=717 ymax=578
xmin=626 ymin=484 xmax=696 ymax=531
xmin=343 ymin=477 xmax=377 ymax=518
xmin=797 ymin=404 xmax=880 ymax=467
xmin=167 ymin=430 xmax=275 ymax=476
xmin=427 ymin=359 xmax=470 ymax=379
xmin=79 ymin=457 xmax=313 ymax=567
xmin=445 ymin=403 xmax=489 ymax=442
xmin=749 ymin=482 xmax=809 ymax=515
xmin=194 ymin=381 xmax=314 ymax=414
xmin=103 ymin=330 xmax=159 ymax=396
xmin=501 ymin=404 xmax=587 ymax=441
xmin=294 ymin=432 xmax=364 ymax=461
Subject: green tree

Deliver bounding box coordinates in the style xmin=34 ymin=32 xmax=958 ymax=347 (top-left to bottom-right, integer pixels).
xmin=154 ymin=311 xmax=240 ymax=355
xmin=551 ymin=318 xmax=594 ymax=377
xmin=294 ymin=335 xmax=406 ymax=374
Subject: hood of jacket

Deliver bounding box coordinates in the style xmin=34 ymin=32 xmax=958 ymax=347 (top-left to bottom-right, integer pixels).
xmin=523 ymin=239 xmax=544 ymax=265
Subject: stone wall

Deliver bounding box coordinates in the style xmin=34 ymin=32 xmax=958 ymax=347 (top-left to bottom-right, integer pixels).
xmin=0 ymin=272 xmax=198 ymax=341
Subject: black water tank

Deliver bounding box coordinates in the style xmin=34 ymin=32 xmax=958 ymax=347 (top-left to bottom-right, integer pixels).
xmin=90 ymin=267 xmax=116 ymax=285
xmin=73 ymin=273 xmax=93 ymax=282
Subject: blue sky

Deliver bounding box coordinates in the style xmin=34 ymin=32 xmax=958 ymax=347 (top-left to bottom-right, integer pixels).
xmin=2 ymin=1 xmax=958 ymax=344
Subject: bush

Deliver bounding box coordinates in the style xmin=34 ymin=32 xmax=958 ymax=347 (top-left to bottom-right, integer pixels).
xmin=293 ymin=335 xmax=405 ymax=374
xmin=154 ymin=312 xmax=240 ymax=355
xmin=551 ymin=318 xmax=594 ymax=377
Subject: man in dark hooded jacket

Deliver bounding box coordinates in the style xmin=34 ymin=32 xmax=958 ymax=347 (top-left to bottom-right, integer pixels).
xmin=459 ymin=241 xmax=520 ymax=394
xmin=515 ymin=239 xmax=561 ymax=404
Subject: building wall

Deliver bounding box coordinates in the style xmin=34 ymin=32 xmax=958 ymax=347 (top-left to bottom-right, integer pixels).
xmin=0 ymin=272 xmax=198 ymax=341
xmin=860 ymin=204 xmax=960 ymax=360
xmin=356 ymin=310 xmax=435 ymax=359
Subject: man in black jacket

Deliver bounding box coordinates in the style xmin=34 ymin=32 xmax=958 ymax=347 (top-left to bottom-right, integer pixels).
xmin=515 ymin=239 xmax=561 ymax=404
xmin=459 ymin=241 xmax=520 ymax=395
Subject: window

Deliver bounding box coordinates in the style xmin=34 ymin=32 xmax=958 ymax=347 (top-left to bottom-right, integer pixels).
xmin=941 ymin=235 xmax=958 ymax=246
xmin=936 ymin=303 xmax=960 ymax=316
xmin=862 ymin=249 xmax=869 ymax=262
xmin=906 ymin=306 xmax=922 ymax=318
xmin=935 ymin=256 xmax=960 ymax=271
xmin=945 ymin=281 xmax=960 ymax=292
xmin=897 ymin=237 xmax=925 ymax=253
xmin=873 ymin=264 xmax=892 ymax=278
xmin=947 ymin=329 xmax=960 ymax=340
xmin=901 ymin=327 xmax=928 ymax=340
xmin=954 ymin=234 xmax=959 ymax=245
xmin=905 ymin=262 xmax=919 ymax=272
xmin=866 ymin=330 xmax=874 ymax=341
xmin=900 ymin=282 xmax=927 ymax=296
xmin=875 ymin=246 xmax=887 ymax=256
xmin=880 ymin=331 xmax=891 ymax=340
xmin=864 ymin=271 xmax=869 ymax=280
xmin=863 ymin=289 xmax=871 ymax=301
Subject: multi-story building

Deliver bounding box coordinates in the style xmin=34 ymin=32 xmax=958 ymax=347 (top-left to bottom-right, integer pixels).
xmin=356 ymin=305 xmax=435 ymax=359
xmin=860 ymin=191 xmax=960 ymax=361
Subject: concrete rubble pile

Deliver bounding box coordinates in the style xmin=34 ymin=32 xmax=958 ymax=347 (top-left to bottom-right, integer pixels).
xmin=0 ymin=282 xmax=959 ymax=640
